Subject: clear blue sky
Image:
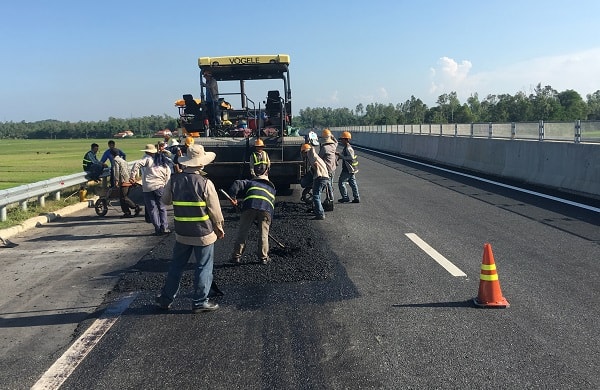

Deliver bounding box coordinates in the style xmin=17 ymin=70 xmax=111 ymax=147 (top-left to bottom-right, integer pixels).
xmin=1 ymin=0 xmax=599 ymax=122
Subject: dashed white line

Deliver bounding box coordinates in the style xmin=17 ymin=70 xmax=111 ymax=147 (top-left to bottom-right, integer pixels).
xmin=31 ymin=292 xmax=138 ymax=390
xmin=405 ymin=233 xmax=467 ymax=277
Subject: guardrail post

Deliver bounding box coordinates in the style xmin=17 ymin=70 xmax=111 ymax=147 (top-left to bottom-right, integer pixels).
xmin=20 ymin=200 xmax=28 ymax=211
xmin=0 ymin=206 xmax=6 ymax=222
xmin=38 ymin=194 xmax=46 ymax=208
xmin=575 ymin=120 xmax=581 ymax=144
xmin=488 ymin=122 xmax=493 ymax=138
xmin=454 ymin=123 xmax=458 ymax=137
xmin=470 ymin=123 xmax=474 ymax=137
xmin=439 ymin=124 xmax=443 ymax=135
xmin=539 ymin=120 xmax=544 ymax=141
xmin=511 ymin=122 xmax=516 ymax=139
xmin=53 ymin=191 xmax=61 ymax=201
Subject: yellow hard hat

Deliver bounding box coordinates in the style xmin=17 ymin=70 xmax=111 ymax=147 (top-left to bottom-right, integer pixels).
xmin=321 ymin=128 xmax=332 ymax=138
xmin=340 ymin=131 xmax=352 ymax=140
xmin=255 ymin=139 xmax=265 ymax=147
xmin=300 ymin=143 xmax=312 ymax=152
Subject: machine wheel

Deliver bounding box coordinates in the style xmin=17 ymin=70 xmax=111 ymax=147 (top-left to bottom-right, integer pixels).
xmin=94 ymin=198 xmax=108 ymax=216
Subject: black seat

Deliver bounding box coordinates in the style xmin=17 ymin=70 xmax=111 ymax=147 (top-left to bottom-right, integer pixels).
xmin=265 ymin=90 xmax=282 ymax=113
xmin=183 ymin=94 xmax=201 ymax=116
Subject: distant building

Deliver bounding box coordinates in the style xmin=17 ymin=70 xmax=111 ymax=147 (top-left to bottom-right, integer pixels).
xmin=114 ymin=130 xmax=134 ymax=138
xmin=153 ymin=129 xmax=172 ymax=138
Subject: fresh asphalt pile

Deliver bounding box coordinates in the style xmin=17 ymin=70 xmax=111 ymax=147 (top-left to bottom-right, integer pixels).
xmin=113 ymin=200 xmax=335 ymax=295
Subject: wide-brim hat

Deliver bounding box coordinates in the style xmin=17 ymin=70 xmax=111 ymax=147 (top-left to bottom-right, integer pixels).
xmin=179 ymin=144 xmax=216 ymax=167
xmin=140 ymin=143 xmax=157 ymax=153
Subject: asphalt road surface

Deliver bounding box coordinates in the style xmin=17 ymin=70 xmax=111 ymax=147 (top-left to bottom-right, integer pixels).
xmin=1 ymin=150 xmax=599 ymax=389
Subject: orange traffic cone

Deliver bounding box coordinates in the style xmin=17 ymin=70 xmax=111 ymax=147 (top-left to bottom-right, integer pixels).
xmin=473 ymin=243 xmax=509 ymax=308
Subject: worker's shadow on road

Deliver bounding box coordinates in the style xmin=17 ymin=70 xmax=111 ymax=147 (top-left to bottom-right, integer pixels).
xmin=0 ymin=308 xmax=99 ymax=328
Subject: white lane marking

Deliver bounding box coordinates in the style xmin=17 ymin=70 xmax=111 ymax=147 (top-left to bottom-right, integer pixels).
xmin=405 ymin=233 xmax=467 ymax=277
xmin=359 ymin=146 xmax=600 ymax=213
xmin=31 ymin=292 xmax=138 ymax=390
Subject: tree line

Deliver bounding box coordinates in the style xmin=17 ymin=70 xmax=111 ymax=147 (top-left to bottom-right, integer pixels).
xmin=2 ymin=83 xmax=600 ymax=138
xmin=0 ymin=115 xmax=178 ymax=139
xmin=294 ymin=84 xmax=600 ymax=129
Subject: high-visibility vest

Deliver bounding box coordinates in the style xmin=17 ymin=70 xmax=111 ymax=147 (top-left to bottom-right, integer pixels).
xmin=171 ymin=173 xmax=213 ymax=237
xmin=341 ymin=145 xmax=359 ymax=173
xmin=82 ymin=151 xmax=95 ymax=170
xmin=241 ymin=180 xmax=276 ymax=215
xmin=251 ymin=151 xmax=270 ymax=176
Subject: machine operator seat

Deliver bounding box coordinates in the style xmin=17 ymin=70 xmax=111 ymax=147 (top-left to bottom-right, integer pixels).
xmin=182 ymin=94 xmax=202 ymax=116
xmin=265 ymin=90 xmax=282 ymax=114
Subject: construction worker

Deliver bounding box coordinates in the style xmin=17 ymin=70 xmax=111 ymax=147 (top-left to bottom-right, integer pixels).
xmin=204 ymin=71 xmax=220 ymax=127
xmin=249 ymin=138 xmax=271 ymax=178
xmin=82 ymin=143 xmax=107 ymax=181
xmin=111 ymin=148 xmax=140 ymax=218
xmin=318 ymin=128 xmax=338 ymax=201
xmin=301 ymin=143 xmax=329 ymax=220
xmin=155 ymin=144 xmax=224 ymax=313
xmin=336 ymin=131 xmax=360 ymax=203
xmin=227 ymin=173 xmax=276 ymax=265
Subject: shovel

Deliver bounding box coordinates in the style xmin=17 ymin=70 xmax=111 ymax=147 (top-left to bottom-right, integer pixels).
xmin=219 ymin=189 xmax=286 ymax=249
xmin=0 ymin=237 xmax=19 ymax=248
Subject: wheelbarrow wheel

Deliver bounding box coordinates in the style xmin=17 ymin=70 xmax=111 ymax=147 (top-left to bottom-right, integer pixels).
xmin=95 ymin=198 xmax=108 ymax=216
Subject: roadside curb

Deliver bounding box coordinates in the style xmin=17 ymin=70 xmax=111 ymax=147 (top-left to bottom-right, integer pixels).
xmin=0 ymin=197 xmax=98 ymax=240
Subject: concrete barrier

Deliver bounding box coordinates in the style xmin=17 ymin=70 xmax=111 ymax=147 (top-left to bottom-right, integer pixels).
xmin=352 ymin=132 xmax=600 ymax=200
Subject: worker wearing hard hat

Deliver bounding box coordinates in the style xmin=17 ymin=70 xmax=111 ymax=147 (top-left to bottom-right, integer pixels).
xmin=318 ymin=128 xmax=338 ymax=201
xmin=301 ymin=143 xmax=329 ymax=220
xmin=336 ymin=131 xmax=360 ymax=203
xmin=249 ymin=138 xmax=271 ymax=178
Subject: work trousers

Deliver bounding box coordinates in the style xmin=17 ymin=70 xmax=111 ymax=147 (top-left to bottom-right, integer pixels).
xmin=338 ymin=171 xmax=359 ymax=201
xmin=232 ymin=209 xmax=271 ymax=261
xmin=118 ymin=185 xmax=137 ymax=214
xmin=161 ymin=241 xmax=214 ymax=305
xmin=143 ymin=188 xmax=168 ymax=234
xmin=312 ymin=177 xmax=329 ymax=217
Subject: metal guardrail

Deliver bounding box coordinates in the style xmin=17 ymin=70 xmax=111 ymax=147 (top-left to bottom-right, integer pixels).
xmin=331 ymin=120 xmax=600 ymax=144
xmin=0 ymin=171 xmax=91 ymax=222
xmin=0 ymin=161 xmax=138 ymax=222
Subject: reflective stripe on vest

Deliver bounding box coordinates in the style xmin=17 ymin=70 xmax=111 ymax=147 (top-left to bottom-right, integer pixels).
xmin=171 ymin=173 xmax=212 ymax=236
xmin=244 ymin=185 xmax=275 ymax=210
xmin=173 ymin=200 xmax=207 ymax=207
xmin=252 ymin=152 xmax=268 ymax=166
xmin=174 ymin=215 xmax=210 ymax=222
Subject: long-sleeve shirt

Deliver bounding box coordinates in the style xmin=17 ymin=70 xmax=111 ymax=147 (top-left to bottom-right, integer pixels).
xmin=318 ymin=138 xmax=338 ymax=175
xmin=340 ymin=143 xmax=358 ymax=173
xmin=162 ymin=167 xmax=224 ymax=246
xmin=112 ymin=156 xmax=131 ymax=186
xmin=306 ymin=148 xmax=329 ymax=179
xmin=228 ymin=178 xmax=276 ymax=216
xmin=100 ymin=147 xmax=126 ymax=166
xmin=205 ymin=77 xmax=219 ymax=102
xmin=82 ymin=150 xmax=101 ymax=170
xmin=130 ymin=154 xmax=171 ymax=192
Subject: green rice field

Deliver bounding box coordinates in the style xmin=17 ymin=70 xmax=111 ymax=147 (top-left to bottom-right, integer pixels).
xmin=0 ymin=138 xmax=158 ymax=190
